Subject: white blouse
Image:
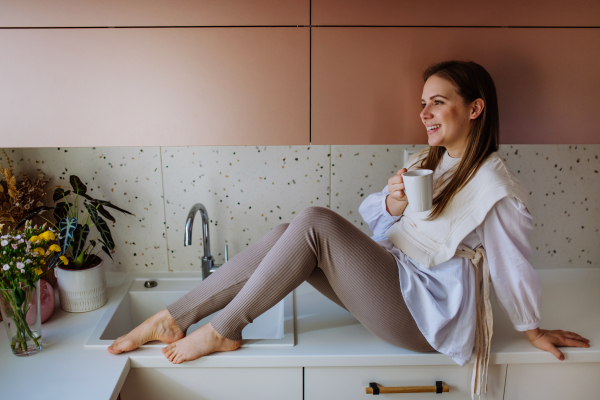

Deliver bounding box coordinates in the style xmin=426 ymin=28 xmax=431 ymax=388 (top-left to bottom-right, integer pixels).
xmin=358 ymin=162 xmax=542 ymax=365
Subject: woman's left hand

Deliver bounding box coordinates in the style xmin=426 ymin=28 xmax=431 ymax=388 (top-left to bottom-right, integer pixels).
xmin=525 ymin=328 xmax=590 ymax=360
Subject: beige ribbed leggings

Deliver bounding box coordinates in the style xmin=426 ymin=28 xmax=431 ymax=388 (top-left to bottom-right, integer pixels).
xmin=166 ymin=206 xmax=434 ymax=353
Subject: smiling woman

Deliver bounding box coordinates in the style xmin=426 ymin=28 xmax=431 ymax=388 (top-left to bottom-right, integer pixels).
xmin=411 ymin=61 xmax=497 ymax=220
xmin=384 ymin=60 xmax=590 ymax=398
xmin=106 ymin=60 xmax=590 ymax=400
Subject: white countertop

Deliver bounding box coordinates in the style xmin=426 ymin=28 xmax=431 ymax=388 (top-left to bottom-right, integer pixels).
xmin=1 ymin=268 xmax=598 ymax=400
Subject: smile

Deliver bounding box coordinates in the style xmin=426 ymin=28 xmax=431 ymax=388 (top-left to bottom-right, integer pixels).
xmin=427 ymin=124 xmax=441 ymax=133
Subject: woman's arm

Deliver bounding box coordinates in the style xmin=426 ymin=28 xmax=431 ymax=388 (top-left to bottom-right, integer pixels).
xmin=476 ymin=197 xmax=542 ymax=331
xmin=358 ymin=184 xmax=403 ymax=241
xmin=477 ymin=197 xmax=590 ymax=359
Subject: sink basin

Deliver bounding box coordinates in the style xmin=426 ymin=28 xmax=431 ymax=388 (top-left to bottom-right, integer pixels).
xmin=86 ymin=277 xmax=295 ymax=348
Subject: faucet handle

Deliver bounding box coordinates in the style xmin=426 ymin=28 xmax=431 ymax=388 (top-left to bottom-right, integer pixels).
xmin=225 ymin=244 xmax=228 ymax=262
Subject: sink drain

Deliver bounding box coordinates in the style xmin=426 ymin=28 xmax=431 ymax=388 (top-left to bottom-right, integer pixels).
xmin=144 ymin=280 xmax=158 ymax=288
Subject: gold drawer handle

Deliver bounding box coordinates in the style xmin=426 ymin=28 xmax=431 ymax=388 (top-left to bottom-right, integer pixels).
xmin=366 ymin=381 xmax=449 ymax=394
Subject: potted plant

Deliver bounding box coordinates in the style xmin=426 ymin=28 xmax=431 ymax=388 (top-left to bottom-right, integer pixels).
xmin=0 ymin=220 xmax=62 ymax=355
xmin=15 ymin=175 xmax=134 ymax=312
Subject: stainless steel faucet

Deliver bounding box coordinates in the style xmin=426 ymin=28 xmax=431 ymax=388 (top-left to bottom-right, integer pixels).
xmin=184 ymin=203 xmax=228 ymax=280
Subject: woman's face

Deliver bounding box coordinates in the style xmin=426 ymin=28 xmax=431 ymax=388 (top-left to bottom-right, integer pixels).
xmin=420 ymin=75 xmax=481 ymax=157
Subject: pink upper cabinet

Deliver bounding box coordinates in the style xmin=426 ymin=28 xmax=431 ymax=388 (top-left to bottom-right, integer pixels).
xmin=0 ymin=0 xmax=309 ymax=27
xmin=312 ymin=0 xmax=600 ymax=27
xmin=0 ymin=28 xmax=310 ymax=147
xmin=311 ymin=27 xmax=600 ymax=145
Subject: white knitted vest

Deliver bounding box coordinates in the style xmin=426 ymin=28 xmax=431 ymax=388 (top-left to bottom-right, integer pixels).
xmin=385 ymin=150 xmax=530 ymax=268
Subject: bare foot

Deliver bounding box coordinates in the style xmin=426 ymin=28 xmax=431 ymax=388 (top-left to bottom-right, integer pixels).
xmin=162 ymin=322 xmax=242 ymax=364
xmin=107 ymin=309 xmax=185 ymax=354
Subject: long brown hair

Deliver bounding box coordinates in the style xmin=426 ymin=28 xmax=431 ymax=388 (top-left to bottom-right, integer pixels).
xmin=412 ymin=60 xmax=499 ymax=220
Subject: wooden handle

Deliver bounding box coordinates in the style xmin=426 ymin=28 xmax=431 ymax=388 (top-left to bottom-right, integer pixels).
xmin=366 ymin=382 xmax=449 ymax=394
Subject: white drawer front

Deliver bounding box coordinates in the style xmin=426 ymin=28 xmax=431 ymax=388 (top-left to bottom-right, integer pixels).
xmin=120 ymin=367 xmax=302 ymax=400
xmin=305 ymin=365 xmax=506 ymax=400
xmin=505 ymin=363 xmax=600 ymax=400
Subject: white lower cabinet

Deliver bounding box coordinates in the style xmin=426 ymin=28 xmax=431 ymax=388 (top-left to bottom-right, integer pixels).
xmin=120 ymin=367 xmax=303 ymax=400
xmin=304 ymin=365 xmax=506 ymax=400
xmin=118 ymin=362 xmax=600 ymax=399
xmin=504 ymin=363 xmax=600 ymax=400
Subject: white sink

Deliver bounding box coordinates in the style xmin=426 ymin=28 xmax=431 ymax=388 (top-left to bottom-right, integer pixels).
xmin=86 ymin=277 xmax=295 ymax=348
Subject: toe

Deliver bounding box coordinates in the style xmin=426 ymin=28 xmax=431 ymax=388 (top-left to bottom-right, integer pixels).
xmin=163 ymin=348 xmax=174 ymax=359
xmin=164 ymin=343 xmax=175 ymax=351
xmin=108 ymin=343 xmax=124 ymax=354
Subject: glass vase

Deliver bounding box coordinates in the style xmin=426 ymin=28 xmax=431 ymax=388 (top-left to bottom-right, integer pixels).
xmin=0 ymin=280 xmax=42 ymax=356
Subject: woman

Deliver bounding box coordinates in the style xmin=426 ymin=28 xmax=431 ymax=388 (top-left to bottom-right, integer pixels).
xmin=107 ymin=60 xmax=590 ymax=397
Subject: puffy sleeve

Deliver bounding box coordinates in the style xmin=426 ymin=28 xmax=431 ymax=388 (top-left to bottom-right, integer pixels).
xmin=358 ymin=185 xmax=402 ymax=242
xmin=475 ymin=196 xmax=542 ymax=331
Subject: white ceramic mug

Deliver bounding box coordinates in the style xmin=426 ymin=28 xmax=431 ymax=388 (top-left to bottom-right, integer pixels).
xmin=402 ymin=169 xmax=433 ymax=212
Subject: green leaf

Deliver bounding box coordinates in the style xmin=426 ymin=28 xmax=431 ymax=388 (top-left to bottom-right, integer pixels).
xmin=14 ymin=288 xmax=25 ymax=308
xmin=91 ymin=200 xmax=134 ymax=217
xmin=101 ymin=245 xmax=114 ymax=261
xmin=84 ymin=202 xmax=115 ymax=251
xmin=15 ymin=206 xmax=55 ymax=229
xmin=69 ymin=175 xmax=87 ymax=195
xmin=71 ymin=224 xmax=90 ymax=259
xmin=59 ymin=217 xmax=78 ymax=254
xmin=80 ymin=193 xmax=94 ymax=202
xmin=53 ymin=202 xmax=72 ymax=222
xmin=47 ymin=252 xmax=61 ymax=269
xmin=96 ymin=204 xmax=115 ymax=223
xmin=53 ymin=188 xmax=71 ymax=202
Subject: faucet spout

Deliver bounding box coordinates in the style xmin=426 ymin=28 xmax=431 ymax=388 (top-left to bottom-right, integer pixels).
xmin=184 ymin=203 xmax=211 ymax=259
xmin=184 ymin=203 xmax=219 ymax=280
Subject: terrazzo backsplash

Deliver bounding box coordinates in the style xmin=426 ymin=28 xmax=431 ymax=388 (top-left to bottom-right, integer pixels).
xmin=1 ymin=145 xmax=598 ymax=273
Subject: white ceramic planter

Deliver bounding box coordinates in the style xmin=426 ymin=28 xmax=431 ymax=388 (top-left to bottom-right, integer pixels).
xmin=55 ymin=260 xmax=108 ymax=313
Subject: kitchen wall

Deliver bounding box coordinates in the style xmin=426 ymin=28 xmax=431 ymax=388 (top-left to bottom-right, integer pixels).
xmin=2 ymin=144 xmax=598 ymax=273
xmin=1 ymin=1 xmax=598 ymax=274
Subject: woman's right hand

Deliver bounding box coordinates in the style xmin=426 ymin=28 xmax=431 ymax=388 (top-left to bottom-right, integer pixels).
xmin=387 ymin=168 xmax=408 ymax=202
xmin=386 ymin=168 xmax=409 ymax=216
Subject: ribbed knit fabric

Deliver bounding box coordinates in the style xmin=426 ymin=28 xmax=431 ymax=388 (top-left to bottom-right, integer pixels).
xmin=166 ymin=206 xmax=434 ymax=353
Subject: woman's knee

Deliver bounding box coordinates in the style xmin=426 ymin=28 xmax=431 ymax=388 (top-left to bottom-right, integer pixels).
xmin=296 ymin=206 xmax=336 ymax=223
xmin=272 ymin=222 xmax=290 ymax=236
xmin=289 ymin=206 xmax=346 ymax=234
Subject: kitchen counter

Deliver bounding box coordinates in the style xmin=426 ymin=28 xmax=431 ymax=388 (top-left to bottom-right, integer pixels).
xmin=1 ymin=268 xmax=598 ymax=400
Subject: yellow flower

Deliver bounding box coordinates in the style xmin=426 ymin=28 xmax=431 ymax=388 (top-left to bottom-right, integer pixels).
xmin=40 ymin=231 xmax=56 ymax=241
xmin=59 ymin=255 xmax=69 ymax=265
xmin=33 ymin=247 xmax=45 ymax=256
xmin=30 ymin=236 xmax=40 ymax=244
xmin=34 ymin=268 xmax=43 ymax=275
xmin=48 ymin=244 xmax=61 ymax=253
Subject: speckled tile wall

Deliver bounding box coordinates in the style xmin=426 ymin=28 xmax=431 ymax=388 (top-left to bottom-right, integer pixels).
xmin=330 ymin=144 xmax=427 ymax=231
xmin=1 ymin=144 xmax=598 ymax=273
xmin=161 ymin=146 xmax=330 ymax=271
xmin=332 ymin=144 xmax=600 ymax=270
xmin=499 ymin=145 xmax=599 ymax=269
xmin=0 ymin=147 xmax=168 ymax=272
